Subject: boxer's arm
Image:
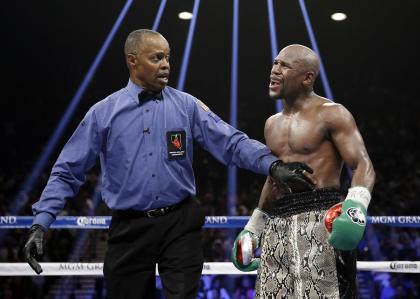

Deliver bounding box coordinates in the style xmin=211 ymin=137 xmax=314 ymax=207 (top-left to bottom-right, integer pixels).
xmin=323 ymin=104 xmax=375 ymax=250
xmin=325 ymin=104 xmax=375 ymax=191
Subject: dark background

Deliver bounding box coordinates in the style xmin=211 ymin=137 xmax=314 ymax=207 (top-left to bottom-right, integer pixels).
xmin=1 ymin=1 xmax=420 ymax=298
xmin=2 ymin=0 xmax=419 ymax=173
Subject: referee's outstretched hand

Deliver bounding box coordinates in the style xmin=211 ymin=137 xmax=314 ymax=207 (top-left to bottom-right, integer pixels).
xmin=23 ymin=224 xmax=45 ymax=274
xmin=269 ymin=160 xmax=315 ymax=193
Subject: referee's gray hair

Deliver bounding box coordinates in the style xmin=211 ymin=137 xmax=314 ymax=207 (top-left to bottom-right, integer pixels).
xmin=124 ymin=29 xmax=161 ymax=57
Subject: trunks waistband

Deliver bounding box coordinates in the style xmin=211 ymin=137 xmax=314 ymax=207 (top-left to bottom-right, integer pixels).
xmin=272 ymin=188 xmax=343 ymax=217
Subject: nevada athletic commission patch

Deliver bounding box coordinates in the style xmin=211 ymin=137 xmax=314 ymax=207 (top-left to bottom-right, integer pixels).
xmin=166 ymin=130 xmax=186 ymax=160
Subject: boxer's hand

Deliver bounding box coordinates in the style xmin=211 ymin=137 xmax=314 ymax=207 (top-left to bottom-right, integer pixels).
xmin=23 ymin=224 xmax=45 ymax=274
xmin=325 ymin=200 xmax=367 ymax=251
xmin=269 ymin=160 xmax=315 ymax=192
xmin=231 ymin=230 xmax=260 ymax=272
xmin=231 ymin=209 xmax=270 ymax=272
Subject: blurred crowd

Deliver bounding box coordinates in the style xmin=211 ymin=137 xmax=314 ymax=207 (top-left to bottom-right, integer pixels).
xmin=1 ymin=94 xmax=420 ymax=298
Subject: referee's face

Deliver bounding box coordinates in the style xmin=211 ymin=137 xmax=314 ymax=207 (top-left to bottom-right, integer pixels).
xmin=131 ymin=34 xmax=170 ymax=92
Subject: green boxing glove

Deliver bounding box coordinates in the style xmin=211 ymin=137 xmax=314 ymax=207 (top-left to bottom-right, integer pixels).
xmin=231 ymin=209 xmax=270 ymax=272
xmin=325 ymin=186 xmax=371 ymax=251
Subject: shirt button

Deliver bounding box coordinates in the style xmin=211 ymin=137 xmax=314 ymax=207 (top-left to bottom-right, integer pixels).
xmin=149 ymin=153 xmax=153 ymax=156
xmin=155 ymin=196 xmax=159 ymax=200
xmin=146 ymin=109 xmax=150 ymax=112
xmin=152 ymin=174 xmax=155 ymax=177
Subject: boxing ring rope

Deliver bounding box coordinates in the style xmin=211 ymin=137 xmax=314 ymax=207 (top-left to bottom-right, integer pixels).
xmin=1 ymin=216 xmax=419 ymax=275
xmin=1 ymin=261 xmax=419 ymax=276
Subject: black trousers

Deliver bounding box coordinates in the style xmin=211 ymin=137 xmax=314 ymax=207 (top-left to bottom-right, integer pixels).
xmin=103 ymin=197 xmax=205 ymax=299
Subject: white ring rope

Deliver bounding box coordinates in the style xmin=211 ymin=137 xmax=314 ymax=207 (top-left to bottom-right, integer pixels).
xmin=0 ymin=261 xmax=419 ymax=276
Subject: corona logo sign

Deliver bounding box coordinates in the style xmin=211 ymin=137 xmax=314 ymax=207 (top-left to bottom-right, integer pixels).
xmin=76 ymin=217 xmax=106 ymax=226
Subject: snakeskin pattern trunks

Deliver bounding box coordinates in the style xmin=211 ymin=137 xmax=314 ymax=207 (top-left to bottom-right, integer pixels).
xmin=255 ymin=188 xmax=357 ymax=299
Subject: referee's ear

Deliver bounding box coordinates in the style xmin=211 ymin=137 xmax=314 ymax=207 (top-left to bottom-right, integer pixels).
xmin=127 ymin=53 xmax=137 ymax=70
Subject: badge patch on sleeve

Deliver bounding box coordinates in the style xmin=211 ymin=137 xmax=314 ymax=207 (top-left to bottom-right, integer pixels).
xmin=196 ymin=99 xmax=210 ymax=112
xmin=166 ymin=130 xmax=186 ymax=159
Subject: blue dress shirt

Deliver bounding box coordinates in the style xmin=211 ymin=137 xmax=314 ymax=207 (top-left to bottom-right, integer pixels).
xmin=32 ymin=80 xmax=277 ymax=229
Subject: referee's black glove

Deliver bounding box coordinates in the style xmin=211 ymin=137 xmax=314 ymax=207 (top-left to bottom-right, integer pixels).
xmin=269 ymin=160 xmax=315 ymax=192
xmin=23 ymin=224 xmax=45 ymax=274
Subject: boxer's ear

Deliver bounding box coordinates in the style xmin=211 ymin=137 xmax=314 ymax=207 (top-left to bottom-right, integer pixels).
xmin=303 ymin=71 xmax=315 ymax=86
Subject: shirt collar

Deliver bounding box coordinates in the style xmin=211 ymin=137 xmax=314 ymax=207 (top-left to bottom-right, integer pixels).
xmin=126 ymin=79 xmax=164 ymax=105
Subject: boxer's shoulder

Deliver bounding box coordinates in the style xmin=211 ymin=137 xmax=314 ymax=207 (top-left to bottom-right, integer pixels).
xmin=264 ymin=113 xmax=282 ymax=132
xmin=319 ymin=102 xmax=356 ymax=132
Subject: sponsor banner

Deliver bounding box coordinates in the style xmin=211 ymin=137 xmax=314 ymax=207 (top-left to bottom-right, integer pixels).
xmin=204 ymin=216 xmax=248 ymax=228
xmin=357 ymin=261 xmax=420 ymax=273
xmin=0 ymin=263 xmax=104 ymax=276
xmin=369 ymin=216 xmax=420 ymax=227
xmin=201 ymin=262 xmax=256 ymax=275
xmin=0 ymin=216 xmax=111 ymax=229
xmin=0 ymin=216 xmax=249 ymax=229
xmin=1 ymin=216 xmax=420 ymax=229
xmin=75 ymin=216 xmax=109 ymax=228
xmin=0 ymin=216 xmax=30 ymax=228
xmin=1 ymin=262 xmax=419 ymax=276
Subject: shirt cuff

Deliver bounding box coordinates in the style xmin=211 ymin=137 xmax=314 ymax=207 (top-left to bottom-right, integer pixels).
xmin=262 ymin=155 xmax=278 ymax=176
xmin=32 ymin=212 xmax=56 ymax=231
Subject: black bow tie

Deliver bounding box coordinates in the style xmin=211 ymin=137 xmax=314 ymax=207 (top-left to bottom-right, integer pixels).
xmin=138 ymin=90 xmax=163 ymax=104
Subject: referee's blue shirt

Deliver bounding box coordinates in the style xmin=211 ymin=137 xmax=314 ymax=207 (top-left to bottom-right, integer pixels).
xmin=32 ymin=80 xmax=277 ymax=229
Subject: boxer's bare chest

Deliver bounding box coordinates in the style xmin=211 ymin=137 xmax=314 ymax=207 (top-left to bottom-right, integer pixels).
xmin=265 ymin=109 xmax=327 ymax=159
xmin=265 ymin=101 xmax=343 ymax=189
